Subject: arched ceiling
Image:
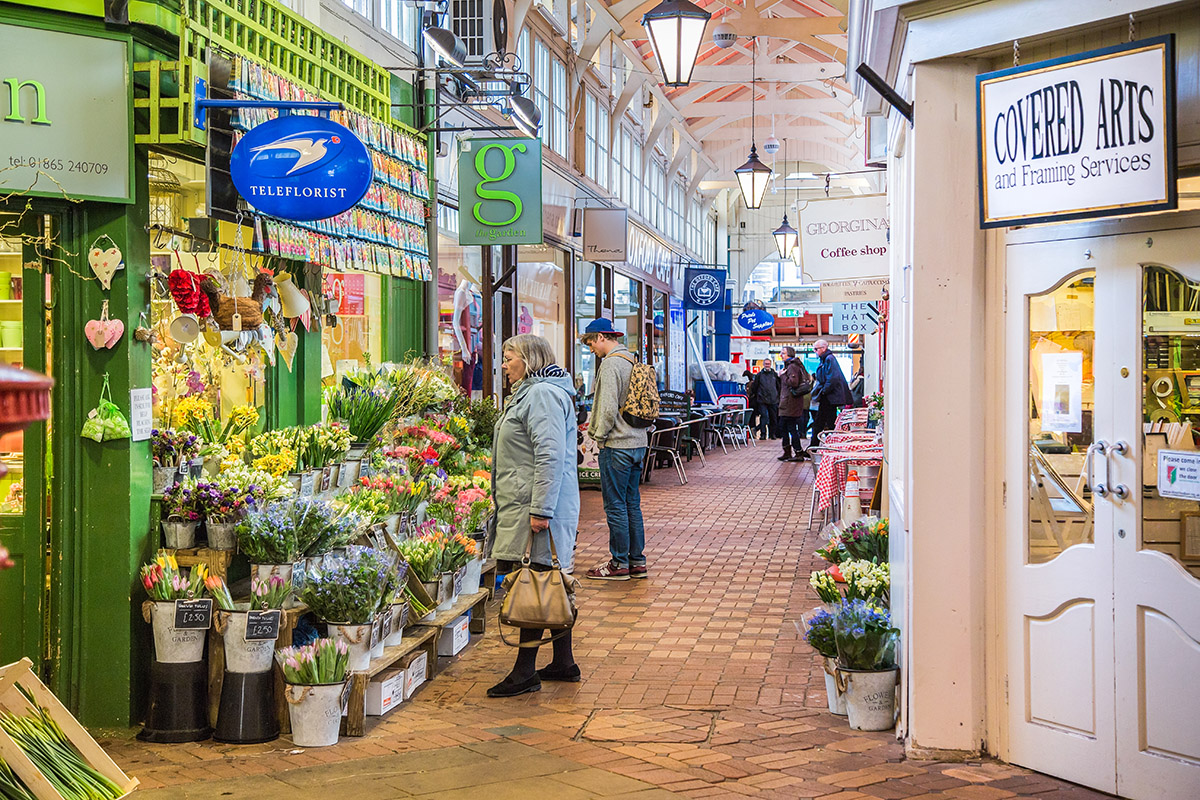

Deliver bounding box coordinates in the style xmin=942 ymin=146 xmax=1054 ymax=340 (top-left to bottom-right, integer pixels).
xmin=577 ymin=0 xmax=860 ymax=201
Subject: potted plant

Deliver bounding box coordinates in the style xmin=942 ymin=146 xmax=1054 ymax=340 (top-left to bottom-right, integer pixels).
xmin=803 ymin=609 xmax=846 ymax=715
xmin=204 ymin=574 xmax=277 ymax=675
xmin=301 ymin=546 xmax=395 ymax=671
xmin=151 ymin=428 xmax=200 ymax=492
xmin=140 ymin=551 xmax=209 ymax=663
xmin=278 ymin=638 xmax=350 ymax=747
xmin=832 ymin=599 xmax=900 ymax=731
xmin=161 ymin=480 xmax=202 ymax=548
xmin=236 ymin=499 xmax=308 ymax=606
xmin=325 ymin=369 xmax=401 ymax=458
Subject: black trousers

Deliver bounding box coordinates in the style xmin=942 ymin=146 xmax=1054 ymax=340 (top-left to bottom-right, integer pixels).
xmin=754 ymin=403 xmax=778 ymax=437
xmin=779 ymin=415 xmax=804 ymax=453
xmin=498 ymin=561 xmax=575 ymax=677
xmin=809 ymin=403 xmax=840 ymax=447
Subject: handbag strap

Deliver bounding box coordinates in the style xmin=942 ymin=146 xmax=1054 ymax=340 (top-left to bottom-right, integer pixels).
xmin=498 ymin=611 xmax=578 ymax=648
xmin=522 ymin=525 xmax=562 ymax=569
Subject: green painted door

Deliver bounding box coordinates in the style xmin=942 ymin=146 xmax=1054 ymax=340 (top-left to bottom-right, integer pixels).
xmin=0 ymin=211 xmax=50 ymax=671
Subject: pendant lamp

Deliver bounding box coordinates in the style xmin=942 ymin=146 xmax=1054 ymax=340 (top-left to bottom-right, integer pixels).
xmin=642 ymin=0 xmax=712 ymax=87
xmin=772 ymin=137 xmax=797 ymax=257
xmin=734 ymin=38 xmax=771 ymax=209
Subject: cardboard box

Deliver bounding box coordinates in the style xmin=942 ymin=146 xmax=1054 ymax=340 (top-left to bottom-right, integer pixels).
xmin=365 ymin=668 xmax=406 ymax=716
xmin=402 ymin=650 xmax=428 ymax=699
xmin=437 ymin=613 xmax=471 ymax=656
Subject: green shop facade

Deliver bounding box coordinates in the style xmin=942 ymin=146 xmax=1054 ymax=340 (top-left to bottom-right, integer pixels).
xmin=0 ymin=0 xmax=433 ymax=728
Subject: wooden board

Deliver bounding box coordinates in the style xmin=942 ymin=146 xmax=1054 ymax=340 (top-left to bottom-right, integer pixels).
xmin=0 ymin=658 xmax=139 ymax=800
xmin=412 ymin=590 xmax=490 ymax=635
xmin=164 ymin=547 xmax=235 ymax=581
xmin=339 ymin=627 xmax=438 ymax=737
xmin=480 ymin=560 xmax=498 ymax=600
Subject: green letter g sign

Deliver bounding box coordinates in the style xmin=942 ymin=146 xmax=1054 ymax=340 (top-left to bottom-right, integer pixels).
xmin=472 ymin=142 xmax=527 ymax=227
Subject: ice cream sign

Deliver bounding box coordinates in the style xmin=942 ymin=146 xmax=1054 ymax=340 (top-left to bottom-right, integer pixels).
xmin=977 ymin=36 xmax=1176 ymax=228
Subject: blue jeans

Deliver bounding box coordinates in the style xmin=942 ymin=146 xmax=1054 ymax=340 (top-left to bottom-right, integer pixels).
xmin=598 ymin=447 xmax=647 ymax=567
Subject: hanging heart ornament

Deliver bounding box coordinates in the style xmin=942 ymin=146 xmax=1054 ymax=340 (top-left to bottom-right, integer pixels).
xmin=84 ymin=300 xmax=124 ymax=350
xmin=276 ymin=330 xmax=299 ymax=371
xmin=87 ymin=236 xmax=125 ymax=290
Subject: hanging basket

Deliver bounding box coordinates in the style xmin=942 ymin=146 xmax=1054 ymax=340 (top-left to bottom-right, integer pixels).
xmin=212 ymin=296 xmax=263 ymax=330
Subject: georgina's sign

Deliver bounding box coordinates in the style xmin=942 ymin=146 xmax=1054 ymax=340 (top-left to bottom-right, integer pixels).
xmin=230 ymin=115 xmax=373 ymax=221
xmin=977 ymin=35 xmax=1176 ymax=228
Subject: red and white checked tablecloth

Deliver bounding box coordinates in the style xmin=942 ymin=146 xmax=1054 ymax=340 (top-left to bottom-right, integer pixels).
xmin=834 ymin=408 xmax=870 ymax=431
xmin=814 ymin=447 xmax=883 ymax=511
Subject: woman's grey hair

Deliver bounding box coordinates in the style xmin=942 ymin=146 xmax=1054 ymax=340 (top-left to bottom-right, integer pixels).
xmin=502 ymin=334 xmax=556 ymax=374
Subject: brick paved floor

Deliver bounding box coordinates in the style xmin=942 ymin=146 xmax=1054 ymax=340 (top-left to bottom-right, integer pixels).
xmin=104 ymin=445 xmax=1115 ymax=799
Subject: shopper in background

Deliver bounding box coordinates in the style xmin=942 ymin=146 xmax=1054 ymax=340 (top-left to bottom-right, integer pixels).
xmin=810 ymin=339 xmax=853 ymax=448
xmin=488 ymin=334 xmax=582 ymax=697
xmin=743 ymin=369 xmax=760 ymax=433
xmin=753 ymin=361 xmax=781 ymax=440
xmin=778 ymin=346 xmax=812 ymax=462
xmin=580 ymin=319 xmax=649 ymax=581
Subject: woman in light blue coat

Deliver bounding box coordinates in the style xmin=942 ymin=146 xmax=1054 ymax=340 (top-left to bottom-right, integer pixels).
xmin=488 ymin=334 xmax=581 ymax=697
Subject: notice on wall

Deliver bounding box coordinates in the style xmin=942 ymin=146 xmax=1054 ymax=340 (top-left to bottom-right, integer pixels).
xmin=130 ymin=388 xmax=152 ymax=442
xmin=819 ymin=277 xmax=889 ymax=303
xmin=1039 ymin=351 xmax=1083 ymax=433
xmin=977 ymin=36 xmax=1176 ymax=228
xmin=1158 ymin=450 xmax=1200 ymax=501
xmin=797 ymin=195 xmax=888 ymax=283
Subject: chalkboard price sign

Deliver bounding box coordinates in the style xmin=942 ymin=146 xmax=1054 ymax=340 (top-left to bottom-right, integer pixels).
xmin=244 ymin=609 xmax=282 ymax=641
xmin=381 ymin=608 xmax=393 ymax=641
xmin=174 ymin=598 xmax=213 ymax=630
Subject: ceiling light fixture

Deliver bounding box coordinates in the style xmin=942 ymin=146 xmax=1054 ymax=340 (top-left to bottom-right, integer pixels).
xmin=510 ymin=96 xmax=542 ymax=137
xmin=424 ymin=25 xmax=467 ymax=67
xmin=772 ymin=137 xmax=797 ymax=259
xmin=734 ymin=37 xmax=771 ymax=209
xmin=642 ymin=0 xmax=712 ymax=87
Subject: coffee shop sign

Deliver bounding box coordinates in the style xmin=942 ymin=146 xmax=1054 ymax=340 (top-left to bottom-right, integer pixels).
xmin=624 ymin=226 xmax=674 ymax=286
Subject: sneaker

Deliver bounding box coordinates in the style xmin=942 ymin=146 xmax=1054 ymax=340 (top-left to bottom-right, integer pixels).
xmin=585 ymin=561 xmax=631 ymax=581
xmin=629 ymin=564 xmax=648 ymax=579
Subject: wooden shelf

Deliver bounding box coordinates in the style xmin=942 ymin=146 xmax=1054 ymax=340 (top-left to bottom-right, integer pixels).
xmin=340 ymin=626 xmax=439 ymax=737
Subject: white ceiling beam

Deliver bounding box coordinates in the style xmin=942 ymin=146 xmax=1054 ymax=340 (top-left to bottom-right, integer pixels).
xmin=687 ymin=61 xmax=838 ymax=83
xmin=683 ymin=96 xmax=844 ymax=117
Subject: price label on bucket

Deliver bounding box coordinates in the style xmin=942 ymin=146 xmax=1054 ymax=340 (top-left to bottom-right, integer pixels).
xmin=381 ymin=609 xmax=393 ymax=641
xmin=340 ymin=681 xmax=351 ymax=715
xmin=453 ymin=568 xmax=465 ymax=596
xmin=291 ymin=560 xmax=306 ymax=592
xmin=398 ymin=602 xmax=410 ymax=629
xmin=244 ymin=609 xmax=282 ymax=642
xmin=299 ymin=472 xmax=315 ymax=497
xmin=174 ymin=598 xmax=213 ymax=630
xmin=370 ymin=617 xmax=382 ymax=650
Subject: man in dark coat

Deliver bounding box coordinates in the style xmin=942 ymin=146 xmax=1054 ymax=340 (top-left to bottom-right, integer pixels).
xmin=753 ymin=363 xmax=780 ymax=440
xmin=809 ymin=339 xmax=853 ymax=450
xmin=777 ymin=346 xmax=812 ymax=462
xmin=743 ymin=369 xmax=759 ymax=432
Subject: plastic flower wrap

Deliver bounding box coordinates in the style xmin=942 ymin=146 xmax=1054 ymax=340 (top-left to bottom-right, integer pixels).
xmin=809 ymin=570 xmax=842 ymax=605
xmin=204 ymin=574 xmax=235 ymax=611
xmin=301 ymin=546 xmax=398 ymax=624
xmin=251 ymin=574 xmax=290 ymax=610
xmin=803 ymin=608 xmax=839 ymax=659
xmin=277 ymin=638 xmax=349 ymax=685
xmin=841 ymin=559 xmax=890 ymax=606
xmin=215 ymin=463 xmax=294 ymax=503
xmin=299 ymin=500 xmax=363 ymax=556
xmin=832 ymin=599 xmax=899 ymax=671
xmin=235 ymin=498 xmax=312 ymax=563
xmin=325 ymin=368 xmax=402 ymax=444
xmin=395 ymin=534 xmax=443 ymax=583
xmin=303 ymin=423 xmax=353 ymax=468
xmin=151 ymin=428 xmax=201 ymax=467
xmin=162 ymin=479 xmax=202 ymax=521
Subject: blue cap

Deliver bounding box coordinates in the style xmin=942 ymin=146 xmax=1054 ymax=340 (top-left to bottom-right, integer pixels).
xmin=581 ymin=318 xmax=624 ymax=337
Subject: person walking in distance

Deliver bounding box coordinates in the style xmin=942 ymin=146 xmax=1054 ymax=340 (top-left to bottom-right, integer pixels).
xmin=809 ymin=339 xmax=853 ymax=450
xmin=580 ymin=319 xmax=649 ymax=581
xmin=743 ymin=369 xmax=760 ymax=433
xmin=777 ymin=346 xmax=812 ymax=462
xmin=753 ymin=362 xmax=781 ymax=440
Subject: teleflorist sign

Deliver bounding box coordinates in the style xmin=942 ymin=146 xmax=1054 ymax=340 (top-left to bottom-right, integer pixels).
xmin=977 ymin=36 xmax=1176 ymax=228
xmin=458 ymin=138 xmax=543 ymax=245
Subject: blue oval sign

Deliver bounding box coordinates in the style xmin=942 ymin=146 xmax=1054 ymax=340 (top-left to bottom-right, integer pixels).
xmin=230 ymin=115 xmax=373 ymax=221
xmin=738 ymin=308 xmax=775 ymax=332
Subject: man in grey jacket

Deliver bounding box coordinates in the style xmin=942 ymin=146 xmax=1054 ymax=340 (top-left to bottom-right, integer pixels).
xmin=580 ymin=319 xmax=648 ymax=581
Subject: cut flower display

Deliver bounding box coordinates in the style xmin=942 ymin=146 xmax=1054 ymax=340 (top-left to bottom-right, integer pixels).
xmin=277 ymin=638 xmax=349 ymax=685
xmin=832 ymin=599 xmax=899 ymax=671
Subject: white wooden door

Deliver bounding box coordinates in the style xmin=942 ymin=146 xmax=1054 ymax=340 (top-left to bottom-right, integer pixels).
xmin=1005 ymin=227 xmax=1200 ymax=798
xmin=1005 ymin=241 xmax=1115 ymax=793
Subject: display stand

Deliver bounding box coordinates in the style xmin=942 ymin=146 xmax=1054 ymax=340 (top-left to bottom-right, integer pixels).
xmin=339 ymin=627 xmax=438 ymax=737
xmin=138 ymin=659 xmax=212 ymax=743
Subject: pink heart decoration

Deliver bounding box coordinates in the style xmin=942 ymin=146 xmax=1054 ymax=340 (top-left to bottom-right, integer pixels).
xmin=104 ymin=318 xmax=124 ymax=348
xmin=84 ymin=317 xmax=123 ymax=350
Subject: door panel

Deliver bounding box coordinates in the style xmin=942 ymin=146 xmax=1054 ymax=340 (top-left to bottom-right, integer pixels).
xmin=1005 ymin=246 xmax=1115 ymax=792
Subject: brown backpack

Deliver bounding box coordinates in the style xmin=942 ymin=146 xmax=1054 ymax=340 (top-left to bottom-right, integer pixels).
xmin=611 ymin=351 xmax=660 ymax=428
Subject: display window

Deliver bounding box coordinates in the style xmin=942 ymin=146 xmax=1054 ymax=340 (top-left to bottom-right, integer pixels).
xmin=0 ymin=235 xmax=26 ymax=515
xmin=576 ymin=261 xmax=599 ymax=396
xmin=614 ymin=272 xmax=641 ymax=361
xmin=517 ymin=245 xmax=567 ymax=366
xmin=652 ymin=289 xmax=668 ymax=389
xmin=436 ymin=229 xmax=484 ymax=397
xmin=321 ymin=270 xmax=383 ymax=381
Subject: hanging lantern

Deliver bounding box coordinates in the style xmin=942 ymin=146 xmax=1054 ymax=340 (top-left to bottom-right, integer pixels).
xmin=148 ymin=156 xmax=183 ymax=229
xmin=772 ymin=215 xmax=798 ymax=259
xmin=735 ymin=146 xmax=772 ymax=209
xmin=642 ymin=0 xmax=712 ymax=87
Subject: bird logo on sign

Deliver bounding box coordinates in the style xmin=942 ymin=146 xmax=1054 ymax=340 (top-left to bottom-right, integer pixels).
xmin=250 ymin=133 xmax=343 ymax=177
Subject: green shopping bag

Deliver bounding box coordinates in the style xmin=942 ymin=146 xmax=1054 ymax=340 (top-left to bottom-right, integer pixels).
xmin=81 ymin=374 xmax=131 ymax=442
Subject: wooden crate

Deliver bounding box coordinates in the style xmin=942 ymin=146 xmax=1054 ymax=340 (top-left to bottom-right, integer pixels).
xmin=339 ymin=627 xmax=438 ymax=737
xmin=0 ymin=658 xmax=138 ymax=800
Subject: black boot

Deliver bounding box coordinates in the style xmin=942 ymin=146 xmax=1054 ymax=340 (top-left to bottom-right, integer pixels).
xmin=777 ymin=447 xmax=792 ymax=462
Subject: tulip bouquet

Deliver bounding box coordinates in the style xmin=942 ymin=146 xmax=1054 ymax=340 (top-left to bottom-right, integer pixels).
xmin=395 ymin=534 xmax=443 ymax=583
xmin=251 ymin=574 xmax=290 ymax=610
xmin=203 ymin=574 xmax=236 ymax=611
xmin=141 ymin=552 xmax=208 ymax=601
xmin=277 ymin=638 xmax=350 ymax=685
xmin=440 ymin=531 xmax=478 ymax=573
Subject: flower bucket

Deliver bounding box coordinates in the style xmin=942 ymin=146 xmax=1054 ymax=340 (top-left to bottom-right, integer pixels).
xmin=189 ymin=458 xmax=205 ymax=480
xmin=339 ymin=459 xmax=359 ymax=488
xmin=285 ymin=682 xmax=345 ymax=747
xmin=383 ymin=514 xmax=401 ymax=541
xmin=152 ymin=465 xmax=178 ymax=494
xmin=384 ymin=602 xmax=407 ymax=647
xmin=326 ymin=464 xmax=340 ymax=492
xmin=149 ymin=601 xmax=206 ymax=663
xmin=287 ymin=472 xmax=303 ymax=494
xmin=460 ymin=556 xmax=483 ymax=595
xmin=328 ymin=622 xmax=373 ymax=672
xmin=347 ymin=442 xmax=369 ymax=460
xmin=420 ymin=579 xmax=441 ymax=608
xmin=309 ymin=469 xmax=324 ymax=495
xmin=216 ymin=608 xmax=275 ymax=673
xmin=822 ymin=657 xmax=848 ymax=716
xmin=252 ymin=563 xmax=297 ymax=609
xmin=841 ymin=666 xmax=899 ymax=731
xmin=162 ymin=519 xmax=198 ymax=549
xmin=436 ymin=572 xmax=455 ymax=612
xmin=206 ymin=520 xmax=238 ymax=551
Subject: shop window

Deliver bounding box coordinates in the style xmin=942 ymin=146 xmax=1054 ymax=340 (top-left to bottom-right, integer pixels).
xmin=321 ymin=271 xmax=382 ymax=380
xmin=1141 ymin=266 xmax=1200 ymax=578
xmin=576 ymin=262 xmax=599 ymax=397
xmin=1026 ymin=271 xmax=1095 ymax=564
xmin=340 ymin=0 xmax=372 ymax=18
xmin=653 ymin=290 xmax=668 ymax=390
xmin=584 ymin=94 xmax=609 ymax=189
xmin=551 ymin=57 xmax=567 ymax=157
xmin=0 ymin=235 xmax=25 ymax=517
xmin=437 ymin=224 xmax=485 ymax=397
xmin=614 ymin=272 xmax=641 ymax=364
xmin=517 ymin=246 xmax=567 ymax=366
xmin=533 ymin=40 xmax=551 ymax=150
xmin=381 ymin=0 xmax=418 ymax=48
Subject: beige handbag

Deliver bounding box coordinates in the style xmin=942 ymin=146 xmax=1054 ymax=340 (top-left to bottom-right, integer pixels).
xmin=498 ymin=530 xmax=580 ymax=648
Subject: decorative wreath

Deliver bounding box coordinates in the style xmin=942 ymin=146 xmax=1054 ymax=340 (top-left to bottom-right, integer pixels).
xmin=168 ymin=270 xmax=211 ymax=317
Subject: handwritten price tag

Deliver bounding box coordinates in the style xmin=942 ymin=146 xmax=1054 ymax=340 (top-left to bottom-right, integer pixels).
xmin=370 ymin=616 xmax=382 ymax=651
xmin=244 ymin=610 xmax=281 ymax=642
xmin=299 ymin=472 xmax=316 ymax=497
xmin=453 ymin=568 xmax=465 ymax=596
xmin=174 ymin=598 xmax=213 ymax=630
xmin=381 ymin=608 xmax=393 ymax=641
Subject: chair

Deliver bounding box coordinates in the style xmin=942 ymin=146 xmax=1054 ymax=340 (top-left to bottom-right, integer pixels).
xmin=718 ymin=395 xmax=753 ymax=448
xmin=644 ymin=418 xmax=687 ymax=485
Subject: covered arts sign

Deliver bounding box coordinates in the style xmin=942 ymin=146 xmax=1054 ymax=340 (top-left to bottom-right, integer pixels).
xmin=976 ymin=36 xmax=1176 ymax=228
